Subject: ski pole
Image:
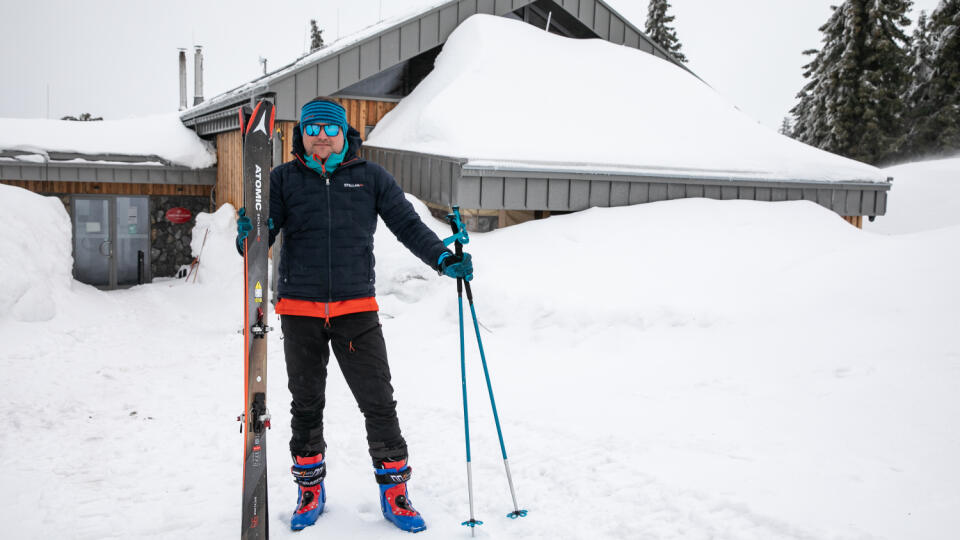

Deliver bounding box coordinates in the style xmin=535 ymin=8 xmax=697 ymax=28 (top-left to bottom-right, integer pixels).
xmin=444 ymin=207 xmax=527 ymax=523
xmin=451 ymin=217 xmax=482 ymax=535
xmin=462 ymin=278 xmax=526 ymax=519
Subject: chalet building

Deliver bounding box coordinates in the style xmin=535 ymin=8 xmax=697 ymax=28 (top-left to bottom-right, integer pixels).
xmin=181 ymin=0 xmax=888 ymax=232
xmin=1 ymin=0 xmax=890 ymax=288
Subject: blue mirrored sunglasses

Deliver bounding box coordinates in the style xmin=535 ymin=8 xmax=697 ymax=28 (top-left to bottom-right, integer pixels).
xmin=303 ymin=123 xmax=341 ymax=137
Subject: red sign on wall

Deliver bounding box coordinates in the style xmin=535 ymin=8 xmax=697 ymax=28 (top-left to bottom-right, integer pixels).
xmin=165 ymin=207 xmax=192 ymax=224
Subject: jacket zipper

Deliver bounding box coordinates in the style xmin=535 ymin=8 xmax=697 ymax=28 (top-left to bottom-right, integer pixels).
xmin=297 ymin=154 xmax=364 ymax=327
xmin=325 ymin=173 xmax=332 ymax=326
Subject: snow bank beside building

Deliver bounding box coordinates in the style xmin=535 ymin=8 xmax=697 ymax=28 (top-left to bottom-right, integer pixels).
xmin=187 ymin=204 xmax=244 ymax=287
xmin=0 ymin=185 xmax=75 ymax=322
xmin=368 ymin=15 xmax=886 ymax=183
xmin=870 ymin=156 xmax=960 ymax=234
xmin=0 ymin=113 xmax=216 ymax=168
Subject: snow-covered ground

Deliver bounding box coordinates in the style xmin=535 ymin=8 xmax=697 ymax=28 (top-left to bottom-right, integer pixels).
xmin=1 ymin=158 xmax=958 ymax=539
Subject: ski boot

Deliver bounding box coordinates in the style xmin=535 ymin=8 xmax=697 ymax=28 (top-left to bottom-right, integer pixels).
xmin=375 ymin=459 xmax=426 ymax=533
xmin=290 ymin=454 xmax=326 ymax=531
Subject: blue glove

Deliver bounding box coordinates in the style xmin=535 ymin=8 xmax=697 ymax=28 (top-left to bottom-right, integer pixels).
xmin=235 ymin=208 xmax=253 ymax=255
xmin=235 ymin=209 xmax=274 ymax=256
xmin=438 ymin=252 xmax=473 ymax=281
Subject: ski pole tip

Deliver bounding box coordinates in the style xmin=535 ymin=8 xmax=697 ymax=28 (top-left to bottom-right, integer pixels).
xmin=507 ymin=509 xmax=528 ymax=519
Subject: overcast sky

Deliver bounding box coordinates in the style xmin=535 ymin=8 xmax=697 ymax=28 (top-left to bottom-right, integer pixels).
xmin=0 ymin=0 xmax=942 ymax=131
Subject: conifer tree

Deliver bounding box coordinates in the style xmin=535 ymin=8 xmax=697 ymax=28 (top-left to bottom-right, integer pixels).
xmin=310 ymin=20 xmax=325 ymax=52
xmin=901 ymin=0 xmax=960 ymax=157
xmin=791 ymin=1 xmax=913 ymax=165
xmin=645 ymin=0 xmax=688 ymax=63
xmin=779 ymin=116 xmax=794 ymax=136
xmin=895 ymin=10 xmax=934 ymax=157
xmin=61 ymin=113 xmax=103 ymax=121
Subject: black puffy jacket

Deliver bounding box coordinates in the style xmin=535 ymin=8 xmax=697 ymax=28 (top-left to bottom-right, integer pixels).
xmin=269 ymin=124 xmax=447 ymax=302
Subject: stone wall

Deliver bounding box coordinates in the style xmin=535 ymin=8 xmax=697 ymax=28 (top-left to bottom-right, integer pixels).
xmin=150 ymin=196 xmax=211 ymax=278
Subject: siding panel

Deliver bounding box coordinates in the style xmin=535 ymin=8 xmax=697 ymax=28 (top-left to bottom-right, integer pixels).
xmin=594 ymin=4 xmax=610 ymax=40
xmin=400 ymin=22 xmax=420 ymax=60
xmin=611 ymin=181 xmax=629 ymax=205
xmin=459 ymin=0 xmax=478 ymax=23
xmin=527 ymin=178 xmax=548 ymax=207
xmin=589 ymin=180 xmax=610 ymax=206
xmin=481 ymin=176 xmax=504 ymax=208
xmin=548 ymin=179 xmax=569 ymax=210
xmin=381 ymin=30 xmax=401 ymax=67
xmin=579 ymin=0 xmax=595 ymax=28
xmin=609 ymin=17 xmax=625 ymax=44
xmin=296 ymin=67 xmax=318 ymax=109
xmin=570 ymin=180 xmax=590 ymax=209
xmin=359 ymin=40 xmax=380 ymax=80
xmin=649 ymin=183 xmax=667 ymax=202
xmin=439 ymin=5 xmax=459 ymax=41
xmin=317 ymin=59 xmax=340 ymax=96
xmin=338 ymin=49 xmax=361 ymax=88
xmin=459 ymin=177 xmax=481 ymax=207
xmin=504 ymin=179 xmax=526 ymax=209
xmin=420 ymin=12 xmax=440 ymax=50
xmin=628 ymin=182 xmax=649 ymax=204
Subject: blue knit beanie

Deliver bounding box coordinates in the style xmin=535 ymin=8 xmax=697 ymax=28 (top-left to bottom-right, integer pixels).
xmin=300 ymin=98 xmax=348 ymax=134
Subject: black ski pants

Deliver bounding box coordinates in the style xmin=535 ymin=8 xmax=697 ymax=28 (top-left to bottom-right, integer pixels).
xmin=281 ymin=311 xmax=407 ymax=465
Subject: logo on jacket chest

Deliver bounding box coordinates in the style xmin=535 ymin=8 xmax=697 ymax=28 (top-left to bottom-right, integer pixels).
xmin=343 ymin=183 xmax=365 ymax=188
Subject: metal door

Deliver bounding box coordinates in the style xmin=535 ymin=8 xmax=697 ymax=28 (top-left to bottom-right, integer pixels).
xmin=72 ymin=197 xmax=112 ymax=287
xmin=72 ymin=196 xmax=151 ymax=288
xmin=115 ymin=197 xmax=150 ymax=286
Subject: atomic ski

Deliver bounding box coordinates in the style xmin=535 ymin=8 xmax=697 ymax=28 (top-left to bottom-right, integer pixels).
xmin=239 ymin=99 xmax=275 ymax=540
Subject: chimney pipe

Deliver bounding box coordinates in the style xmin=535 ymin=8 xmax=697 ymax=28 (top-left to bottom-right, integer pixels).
xmin=178 ymin=49 xmax=187 ymax=110
xmin=193 ymin=45 xmax=204 ymax=106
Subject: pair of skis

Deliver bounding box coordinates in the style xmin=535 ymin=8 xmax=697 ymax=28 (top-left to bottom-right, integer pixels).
xmin=239 ymin=99 xmax=275 ymax=540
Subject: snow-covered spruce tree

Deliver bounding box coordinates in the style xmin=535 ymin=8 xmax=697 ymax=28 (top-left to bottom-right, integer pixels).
xmin=895 ymin=10 xmax=935 ymax=157
xmin=901 ymin=0 xmax=960 ymax=158
xmin=645 ymin=0 xmax=688 ymax=63
xmin=791 ymin=0 xmax=913 ymax=165
xmin=779 ymin=116 xmax=794 ymax=136
xmin=310 ymin=19 xmax=325 ymax=52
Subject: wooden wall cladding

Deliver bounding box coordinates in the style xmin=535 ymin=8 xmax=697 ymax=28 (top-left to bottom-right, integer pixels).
xmin=1 ymin=179 xmax=211 ymax=197
xmin=337 ymin=98 xmax=398 ymax=142
xmin=842 ymin=215 xmax=864 ymax=229
xmin=215 ymin=129 xmax=243 ymax=212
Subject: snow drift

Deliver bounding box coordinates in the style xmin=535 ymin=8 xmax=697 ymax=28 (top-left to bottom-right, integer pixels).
xmin=871 ymin=156 xmax=960 ymax=234
xmin=0 ymin=184 xmax=75 ymax=322
xmin=367 ymin=14 xmax=886 ymax=183
xmin=0 ymin=113 xmax=216 ymax=169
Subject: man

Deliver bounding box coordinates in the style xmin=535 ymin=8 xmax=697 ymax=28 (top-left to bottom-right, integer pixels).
xmin=236 ymin=97 xmax=473 ymax=533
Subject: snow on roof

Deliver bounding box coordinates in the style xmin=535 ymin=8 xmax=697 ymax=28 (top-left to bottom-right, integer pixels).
xmin=180 ymin=0 xmax=452 ymax=119
xmin=0 ymin=113 xmax=216 ymax=169
xmin=366 ymin=15 xmax=888 ymax=184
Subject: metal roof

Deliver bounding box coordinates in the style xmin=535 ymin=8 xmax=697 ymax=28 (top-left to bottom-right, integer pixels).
xmin=180 ymin=0 xmax=693 ymax=135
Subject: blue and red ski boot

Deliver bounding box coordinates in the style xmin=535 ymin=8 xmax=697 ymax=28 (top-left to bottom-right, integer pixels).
xmin=375 ymin=459 xmax=427 ymax=533
xmin=290 ymin=454 xmax=326 ymax=531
